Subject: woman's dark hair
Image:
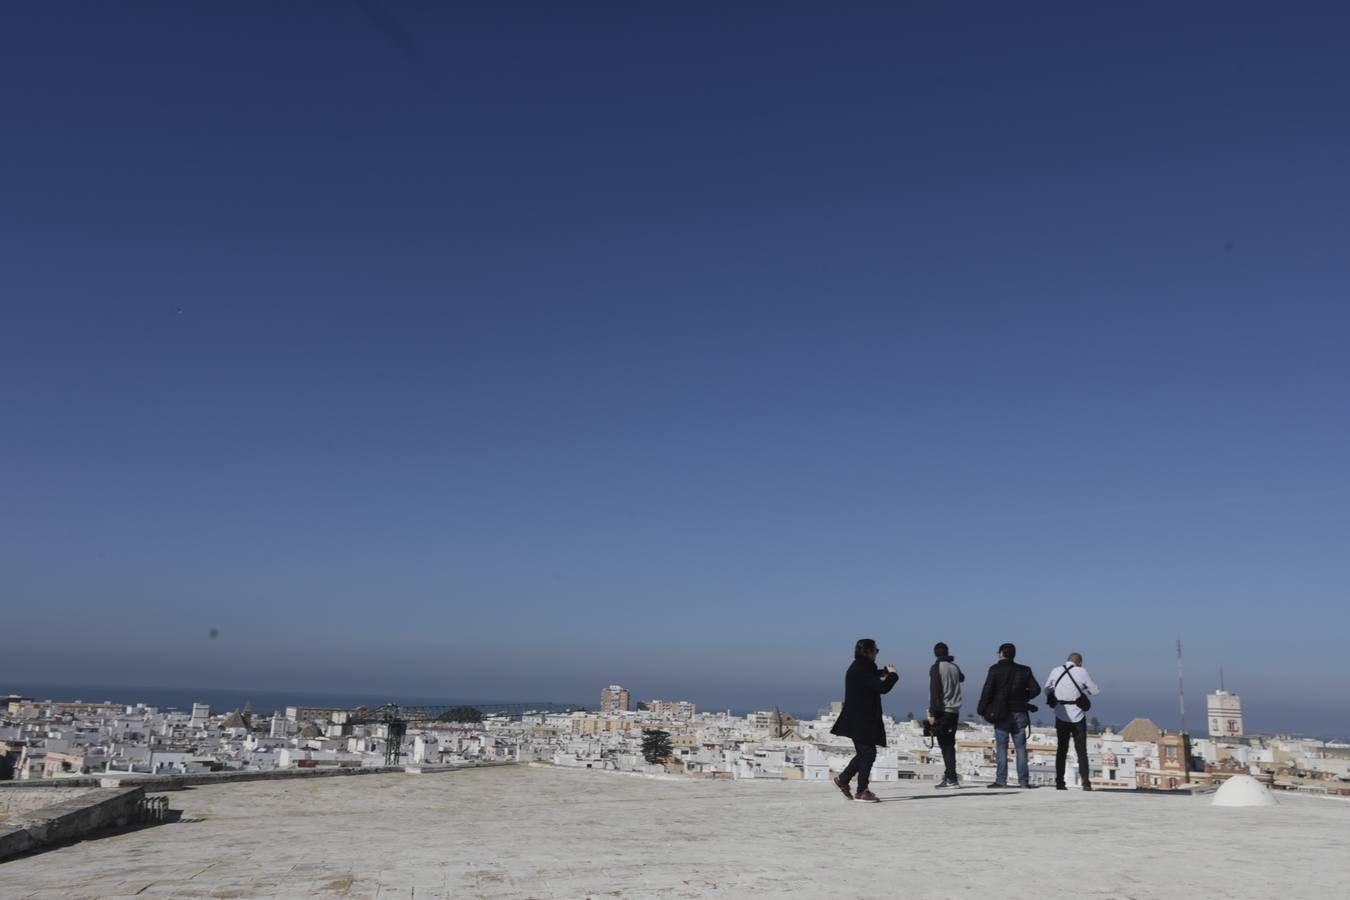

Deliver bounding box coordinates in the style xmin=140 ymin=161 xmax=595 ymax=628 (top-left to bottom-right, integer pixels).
xmin=934 ymin=642 xmax=949 ymax=658
xmin=854 ymin=638 xmax=878 ymax=659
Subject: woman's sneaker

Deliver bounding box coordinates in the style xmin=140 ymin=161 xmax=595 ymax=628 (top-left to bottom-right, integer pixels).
xmin=935 ymin=777 xmax=959 ymax=789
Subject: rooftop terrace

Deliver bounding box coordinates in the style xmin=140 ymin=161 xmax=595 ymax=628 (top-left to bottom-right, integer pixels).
xmin=1 ymin=765 xmax=1345 ymax=898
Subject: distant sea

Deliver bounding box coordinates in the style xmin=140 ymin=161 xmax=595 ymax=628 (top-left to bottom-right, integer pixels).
xmin=0 ymin=682 xmax=587 ymax=716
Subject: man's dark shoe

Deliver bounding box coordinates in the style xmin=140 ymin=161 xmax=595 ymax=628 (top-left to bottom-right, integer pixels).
xmin=854 ymin=789 xmax=881 ymax=802
xmin=935 ymin=777 xmax=956 ymax=789
xmin=1019 ymin=783 xmax=1034 ymax=789
xmin=832 ymin=776 xmax=853 ymax=800
xmin=1082 ymin=783 xmax=1093 ymax=792
xmin=986 ymin=782 xmax=1007 ymax=788
xmin=1055 ymin=783 xmax=1068 ymax=791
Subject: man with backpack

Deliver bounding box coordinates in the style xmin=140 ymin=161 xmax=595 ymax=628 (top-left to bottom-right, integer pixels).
xmin=976 ymin=643 xmax=1040 ymax=788
xmin=1045 ymin=652 xmax=1100 ymax=791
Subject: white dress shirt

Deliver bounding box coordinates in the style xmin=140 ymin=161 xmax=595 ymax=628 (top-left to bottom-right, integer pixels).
xmin=1044 ymin=662 xmax=1099 ymax=724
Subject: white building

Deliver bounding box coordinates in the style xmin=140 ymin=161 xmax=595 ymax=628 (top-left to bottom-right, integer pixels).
xmin=269 ymin=712 xmax=295 ymax=738
xmin=803 ymin=745 xmax=830 ymax=781
xmin=413 ymin=734 xmax=442 ymax=764
xmin=870 ymin=749 xmax=899 ymax=782
xmin=189 ymin=703 xmax=210 ymax=731
xmin=641 ymin=700 xmax=696 ymax=720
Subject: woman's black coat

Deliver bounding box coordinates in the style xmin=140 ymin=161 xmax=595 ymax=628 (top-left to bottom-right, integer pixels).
xmin=829 ymin=658 xmax=900 ymax=747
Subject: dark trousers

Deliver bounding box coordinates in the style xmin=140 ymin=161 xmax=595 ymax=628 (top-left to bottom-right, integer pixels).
xmin=1055 ymin=719 xmax=1089 ymax=786
xmin=936 ymin=711 xmax=959 ymax=780
xmin=839 ymin=738 xmax=877 ymax=792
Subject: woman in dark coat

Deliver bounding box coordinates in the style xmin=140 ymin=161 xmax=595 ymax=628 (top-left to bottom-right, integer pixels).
xmin=830 ymin=638 xmax=899 ymax=802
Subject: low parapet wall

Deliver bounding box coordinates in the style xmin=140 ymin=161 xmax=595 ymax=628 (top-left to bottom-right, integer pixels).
xmin=0 ymin=760 xmax=516 ymax=794
xmin=0 ymin=787 xmax=144 ymax=862
xmin=0 ymin=777 xmax=103 ymax=790
xmin=93 ymin=759 xmax=514 ymax=791
xmin=0 ymin=787 xmax=99 ymax=818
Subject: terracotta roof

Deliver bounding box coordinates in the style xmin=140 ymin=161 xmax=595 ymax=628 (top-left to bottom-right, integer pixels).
xmin=1119 ymin=717 xmax=1162 ymax=743
xmin=221 ymin=711 xmax=249 ymax=729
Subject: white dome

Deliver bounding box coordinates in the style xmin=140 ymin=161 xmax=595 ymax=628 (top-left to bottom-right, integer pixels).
xmin=1212 ymin=774 xmax=1276 ymax=807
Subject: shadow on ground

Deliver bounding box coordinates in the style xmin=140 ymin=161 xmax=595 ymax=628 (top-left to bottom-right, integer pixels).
xmin=879 ymin=791 xmax=1021 ymax=802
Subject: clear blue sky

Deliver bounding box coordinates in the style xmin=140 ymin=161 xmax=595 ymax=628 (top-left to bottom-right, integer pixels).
xmin=3 ymin=2 xmax=1348 ymax=736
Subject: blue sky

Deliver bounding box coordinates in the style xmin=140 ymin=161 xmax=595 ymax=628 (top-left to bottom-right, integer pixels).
xmin=2 ymin=2 xmax=1348 ymax=736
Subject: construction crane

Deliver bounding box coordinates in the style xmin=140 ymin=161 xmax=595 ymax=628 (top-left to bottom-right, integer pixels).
xmin=343 ymin=705 xmax=411 ymax=766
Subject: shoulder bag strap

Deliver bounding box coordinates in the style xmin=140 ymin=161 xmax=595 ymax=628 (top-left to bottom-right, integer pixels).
xmin=1062 ymin=664 xmax=1085 ymax=700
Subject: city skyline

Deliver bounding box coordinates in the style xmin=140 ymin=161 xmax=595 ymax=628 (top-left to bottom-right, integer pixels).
xmin=3 ymin=660 xmax=1338 ymax=742
xmin=4 ymin=2 xmax=1350 ymax=737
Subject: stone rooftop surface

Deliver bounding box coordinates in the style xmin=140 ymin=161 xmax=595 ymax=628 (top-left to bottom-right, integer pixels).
xmin=0 ymin=766 xmax=1346 ymax=899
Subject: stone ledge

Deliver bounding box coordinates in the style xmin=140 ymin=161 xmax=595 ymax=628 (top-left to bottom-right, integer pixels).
xmin=0 ymin=787 xmax=98 ymax=817
xmin=402 ymin=761 xmax=515 ymax=774
xmin=0 ymin=787 xmax=144 ymax=863
xmin=93 ymin=759 xmax=516 ymax=790
xmin=1 ymin=760 xmax=515 ymax=793
xmin=0 ymin=777 xmax=103 ymax=790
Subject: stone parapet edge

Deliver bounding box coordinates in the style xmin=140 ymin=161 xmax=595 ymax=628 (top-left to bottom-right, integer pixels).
xmin=0 ymin=759 xmax=515 ymax=792
xmin=0 ymin=787 xmax=144 ymax=863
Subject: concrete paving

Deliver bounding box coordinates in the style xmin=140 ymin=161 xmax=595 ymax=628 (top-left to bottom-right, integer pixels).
xmin=0 ymin=765 xmax=1346 ymax=899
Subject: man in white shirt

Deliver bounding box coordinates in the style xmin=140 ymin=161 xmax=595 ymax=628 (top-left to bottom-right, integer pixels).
xmin=1045 ymin=653 xmax=1099 ymax=791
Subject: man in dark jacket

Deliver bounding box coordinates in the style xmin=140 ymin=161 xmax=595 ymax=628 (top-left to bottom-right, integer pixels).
xmin=830 ymin=638 xmax=899 ymax=802
xmin=976 ymin=642 xmax=1039 ymax=788
xmin=927 ymin=642 xmax=964 ymax=788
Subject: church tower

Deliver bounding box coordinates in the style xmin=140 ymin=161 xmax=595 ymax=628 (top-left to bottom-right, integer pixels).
xmin=1207 ymin=689 xmax=1244 ymax=738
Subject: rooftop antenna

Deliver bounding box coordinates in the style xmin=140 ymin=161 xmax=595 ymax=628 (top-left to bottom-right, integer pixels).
xmin=1176 ymin=639 xmax=1186 ymax=735
xmin=1220 ymin=664 xmax=1225 ymax=693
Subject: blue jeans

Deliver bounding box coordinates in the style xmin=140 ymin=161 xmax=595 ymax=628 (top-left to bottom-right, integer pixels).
xmin=994 ymin=711 xmax=1030 ymax=785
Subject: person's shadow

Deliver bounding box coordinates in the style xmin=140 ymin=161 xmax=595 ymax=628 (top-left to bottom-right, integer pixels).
xmin=877 ymin=791 xmax=1019 ymax=801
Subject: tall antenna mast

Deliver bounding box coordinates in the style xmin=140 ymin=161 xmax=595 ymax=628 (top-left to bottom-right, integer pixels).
xmin=1220 ymin=664 xmax=1225 ymax=693
xmin=1176 ymin=639 xmax=1186 ymax=735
